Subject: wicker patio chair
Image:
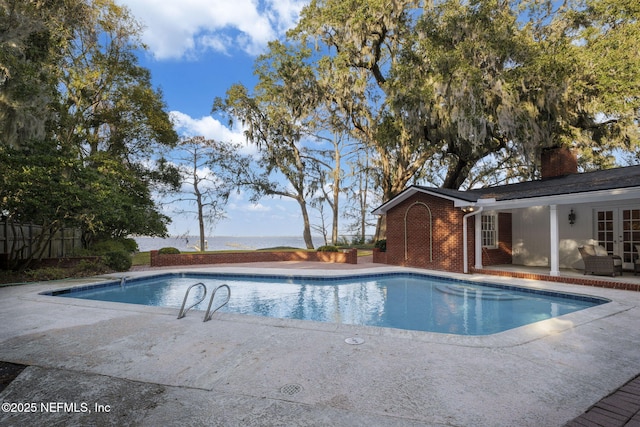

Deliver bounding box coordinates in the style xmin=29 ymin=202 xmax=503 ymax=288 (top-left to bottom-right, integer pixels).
xmin=578 ymin=244 xmax=623 ymax=277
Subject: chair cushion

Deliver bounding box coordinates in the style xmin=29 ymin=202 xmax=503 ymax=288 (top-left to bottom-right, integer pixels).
xmin=595 ymin=245 xmax=609 ymax=256
xmin=614 ymin=258 xmax=622 ymax=266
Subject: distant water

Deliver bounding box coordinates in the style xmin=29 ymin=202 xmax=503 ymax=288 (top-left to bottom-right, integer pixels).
xmin=134 ymin=236 xmax=320 ymax=252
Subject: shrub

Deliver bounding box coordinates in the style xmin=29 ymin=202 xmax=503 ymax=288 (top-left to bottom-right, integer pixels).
xmin=317 ymin=245 xmax=339 ymax=252
xmin=103 ymin=251 xmax=132 ymax=272
xmin=119 ymin=238 xmax=139 ymax=253
xmin=374 ymin=239 xmax=386 ymax=252
xmin=24 ymin=267 xmax=68 ymax=281
xmin=158 ymin=247 xmax=181 ymax=254
xmin=73 ymin=259 xmax=109 ymax=275
xmin=89 ymin=240 xmax=120 ymax=254
xmin=90 ymin=237 xmax=139 ymax=255
xmin=351 ymin=236 xmax=365 ymax=246
xmin=337 ymin=236 xmax=350 ymax=246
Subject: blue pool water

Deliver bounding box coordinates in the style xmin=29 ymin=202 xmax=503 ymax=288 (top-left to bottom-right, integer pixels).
xmin=45 ymin=273 xmax=608 ymax=335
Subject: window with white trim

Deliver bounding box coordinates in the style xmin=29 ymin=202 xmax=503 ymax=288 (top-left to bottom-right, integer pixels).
xmin=481 ymin=213 xmax=498 ymax=248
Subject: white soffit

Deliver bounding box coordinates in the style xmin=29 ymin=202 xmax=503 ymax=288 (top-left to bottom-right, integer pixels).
xmin=457 ymin=187 xmax=640 ymax=210
xmin=372 ymin=187 xmax=470 ymax=215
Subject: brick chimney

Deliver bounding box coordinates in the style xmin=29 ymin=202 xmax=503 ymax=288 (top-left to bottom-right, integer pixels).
xmin=541 ymin=147 xmax=577 ymax=179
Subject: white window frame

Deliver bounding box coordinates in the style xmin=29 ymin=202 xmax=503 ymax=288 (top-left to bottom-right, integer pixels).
xmin=481 ymin=212 xmax=499 ymax=249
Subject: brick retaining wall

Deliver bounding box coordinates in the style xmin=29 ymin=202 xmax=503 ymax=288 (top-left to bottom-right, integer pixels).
xmin=473 ymin=268 xmax=640 ymax=292
xmin=150 ymin=249 xmax=358 ymax=267
xmin=372 ymin=248 xmax=387 ymax=264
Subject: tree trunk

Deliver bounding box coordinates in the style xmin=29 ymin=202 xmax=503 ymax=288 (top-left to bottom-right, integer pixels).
xmin=331 ymin=146 xmax=340 ymax=245
xmin=374 ymin=215 xmax=386 ymax=242
xmin=198 ymin=202 xmax=206 ymax=252
xmin=16 ymin=221 xmax=61 ymax=271
xmin=360 ymin=153 xmax=369 ymax=243
xmin=442 ymin=157 xmax=472 ymax=189
xmin=298 ymin=198 xmax=314 ymax=249
xmin=194 ymin=167 xmax=206 ymax=252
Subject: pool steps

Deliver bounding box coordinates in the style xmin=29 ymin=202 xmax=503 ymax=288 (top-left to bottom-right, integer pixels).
xmin=177 ymin=282 xmax=231 ymax=322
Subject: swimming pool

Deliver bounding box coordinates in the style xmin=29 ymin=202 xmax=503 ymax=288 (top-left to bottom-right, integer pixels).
xmin=44 ymin=272 xmax=609 ymax=335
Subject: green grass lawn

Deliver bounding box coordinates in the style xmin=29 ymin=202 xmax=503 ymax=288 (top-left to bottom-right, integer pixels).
xmin=132 ymin=251 xmax=150 ymax=266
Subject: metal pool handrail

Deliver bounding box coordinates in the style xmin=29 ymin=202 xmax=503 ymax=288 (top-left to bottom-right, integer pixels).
xmin=177 ymin=282 xmax=207 ymax=319
xmin=203 ymin=284 xmax=231 ymax=322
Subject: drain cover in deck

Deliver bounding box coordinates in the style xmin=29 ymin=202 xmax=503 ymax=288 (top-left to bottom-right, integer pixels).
xmin=345 ymin=337 xmax=364 ymax=345
xmin=280 ymin=383 xmax=303 ymax=395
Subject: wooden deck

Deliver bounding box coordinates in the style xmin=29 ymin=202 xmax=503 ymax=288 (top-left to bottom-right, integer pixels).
xmin=566 ymin=374 xmax=640 ymax=426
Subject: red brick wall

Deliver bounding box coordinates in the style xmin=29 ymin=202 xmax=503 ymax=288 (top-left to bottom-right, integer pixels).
xmin=482 ymin=212 xmax=512 ymax=266
xmin=372 ymin=248 xmax=387 ymax=264
xmin=382 ymin=194 xmax=512 ymax=273
xmin=473 ymin=267 xmax=640 ymax=292
xmin=385 ymin=193 xmax=471 ymax=272
xmin=150 ymin=249 xmax=358 ymax=267
xmin=541 ymin=147 xmax=578 ymax=179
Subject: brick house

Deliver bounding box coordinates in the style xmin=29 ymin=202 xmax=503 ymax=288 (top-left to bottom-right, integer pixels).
xmin=372 ymin=148 xmax=640 ymax=276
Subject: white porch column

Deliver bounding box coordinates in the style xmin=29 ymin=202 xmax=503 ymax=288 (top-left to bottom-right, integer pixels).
xmin=549 ymin=204 xmax=560 ymax=276
xmin=474 ymin=212 xmax=483 ymax=269
xmin=462 ymin=206 xmax=483 ymax=273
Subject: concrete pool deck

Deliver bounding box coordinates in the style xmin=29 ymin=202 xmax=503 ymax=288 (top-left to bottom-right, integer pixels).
xmin=1 ymin=261 xmax=640 ymax=426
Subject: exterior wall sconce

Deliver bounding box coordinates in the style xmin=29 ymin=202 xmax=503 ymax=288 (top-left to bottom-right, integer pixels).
xmin=568 ymin=208 xmax=576 ymax=225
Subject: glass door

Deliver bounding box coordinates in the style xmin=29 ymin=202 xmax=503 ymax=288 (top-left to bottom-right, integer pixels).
xmin=622 ymin=209 xmax=640 ymax=269
xmin=596 ymin=209 xmax=617 ymax=255
xmin=596 ymin=208 xmax=640 ymax=270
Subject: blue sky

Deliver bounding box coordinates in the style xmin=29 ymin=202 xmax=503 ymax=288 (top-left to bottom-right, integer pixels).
xmin=116 ymin=0 xmax=317 ymax=237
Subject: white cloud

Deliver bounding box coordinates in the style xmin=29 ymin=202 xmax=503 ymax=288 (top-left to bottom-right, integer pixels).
xmin=227 ymin=192 xmax=271 ymax=213
xmin=170 ymin=111 xmax=259 ymax=156
xmin=266 ymin=0 xmax=306 ymax=33
xmin=171 ymin=111 xmax=239 ymax=141
xmin=199 ymin=34 xmax=233 ymax=56
xmin=247 ymin=203 xmax=271 ymax=212
xmin=118 ymin=0 xmax=307 ymax=59
xmin=169 ymin=111 xmax=257 ymax=155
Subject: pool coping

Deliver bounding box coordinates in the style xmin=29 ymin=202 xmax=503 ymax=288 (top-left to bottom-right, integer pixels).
xmin=28 ymin=266 xmax=629 ymax=349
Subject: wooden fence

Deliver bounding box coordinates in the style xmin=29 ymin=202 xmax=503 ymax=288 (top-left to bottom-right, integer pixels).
xmin=0 ymin=221 xmax=83 ymax=260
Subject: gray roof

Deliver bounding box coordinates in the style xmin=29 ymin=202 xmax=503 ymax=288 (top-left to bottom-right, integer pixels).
xmin=423 ymin=165 xmax=640 ymax=202
xmin=373 ymin=165 xmax=640 ymax=214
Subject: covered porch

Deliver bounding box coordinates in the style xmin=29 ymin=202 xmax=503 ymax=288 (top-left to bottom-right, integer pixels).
xmin=463 ymin=188 xmax=640 ymax=279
